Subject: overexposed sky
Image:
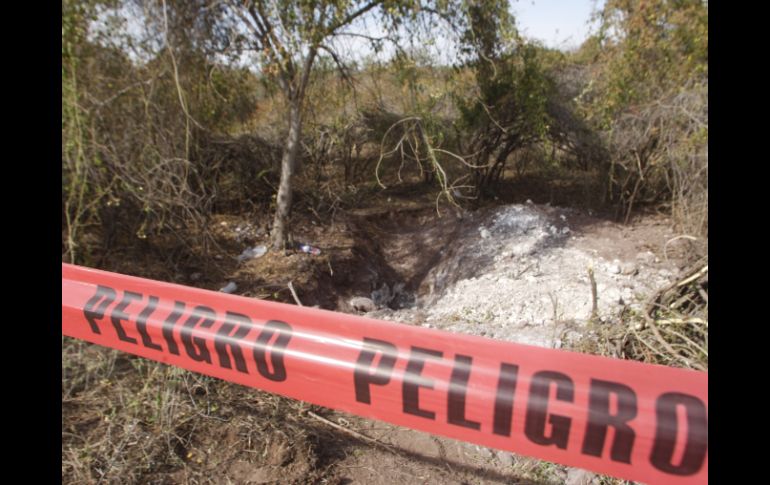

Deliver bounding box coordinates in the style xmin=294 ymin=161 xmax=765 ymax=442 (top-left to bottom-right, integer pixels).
xmin=88 ymin=1 xmax=606 ymax=69
xmin=512 ymin=0 xmax=605 ymax=50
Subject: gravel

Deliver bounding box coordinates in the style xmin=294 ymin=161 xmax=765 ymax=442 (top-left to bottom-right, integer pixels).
xmin=373 ymin=204 xmax=676 ymax=349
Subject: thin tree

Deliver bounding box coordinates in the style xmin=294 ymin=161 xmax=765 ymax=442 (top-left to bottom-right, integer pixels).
xmin=222 ymin=1 xmax=459 ymax=249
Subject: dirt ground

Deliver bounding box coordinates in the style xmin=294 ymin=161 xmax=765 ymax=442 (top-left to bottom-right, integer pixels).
xmin=62 ymin=187 xmax=697 ymax=485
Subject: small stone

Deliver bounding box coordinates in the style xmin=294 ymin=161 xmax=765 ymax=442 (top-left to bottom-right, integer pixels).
xmin=620 ymin=262 xmax=638 ymax=275
xmin=552 ymin=469 xmax=568 ymax=482
xmin=237 ymin=245 xmax=267 ymax=262
xmin=496 ymin=450 xmax=516 ymax=466
xmin=190 ymin=272 xmax=202 ymax=281
xmin=565 ymin=468 xmax=596 ymax=485
xmin=636 ymin=251 xmax=656 ymax=264
xmin=526 ymin=199 xmax=533 ymax=204
xmin=219 ymin=282 xmax=237 ymax=293
xmin=480 ymin=228 xmax=491 ymax=239
xmin=350 ymin=297 xmax=376 ymax=313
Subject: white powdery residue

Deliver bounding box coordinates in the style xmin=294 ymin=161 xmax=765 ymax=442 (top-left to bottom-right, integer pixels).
xmin=383 ymin=204 xmax=678 ymax=349
xmin=489 ymin=206 xmax=543 ymax=235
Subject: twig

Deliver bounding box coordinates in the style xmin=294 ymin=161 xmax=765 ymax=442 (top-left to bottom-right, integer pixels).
xmin=677 ymin=265 xmax=708 ymax=287
xmin=307 ymin=411 xmax=396 ymax=452
xmin=655 ymin=317 xmax=708 ymax=326
xmin=663 ymin=235 xmax=698 ymax=262
xmin=287 ymin=281 xmax=303 ymax=307
xmin=642 ymin=315 xmax=704 ymax=371
xmin=514 ymin=263 xmax=535 ymax=279
xmin=588 ymin=266 xmax=598 ymax=321
xmin=641 ymin=259 xmax=708 ymax=329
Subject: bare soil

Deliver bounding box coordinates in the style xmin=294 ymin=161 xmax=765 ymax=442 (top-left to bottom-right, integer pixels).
xmin=63 ymin=187 xmax=692 ymax=485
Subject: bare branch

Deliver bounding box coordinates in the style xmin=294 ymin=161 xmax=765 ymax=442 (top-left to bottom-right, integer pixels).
xmin=326 ymin=1 xmax=383 ymax=36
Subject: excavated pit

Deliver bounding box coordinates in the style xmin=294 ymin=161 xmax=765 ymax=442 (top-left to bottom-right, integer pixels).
xmin=343 ymin=202 xmax=681 ymax=349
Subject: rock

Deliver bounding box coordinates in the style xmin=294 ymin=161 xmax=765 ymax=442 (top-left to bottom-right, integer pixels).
xmin=237 ymin=245 xmax=267 ymax=262
xmin=565 ymin=468 xmax=596 ymax=485
xmin=350 ymin=297 xmax=376 ymax=313
xmin=496 ymin=450 xmax=516 ymax=466
xmin=219 ymin=282 xmax=237 ymax=293
xmin=551 ymin=468 xmax=568 ymax=482
xmin=371 ymin=283 xmax=392 ymax=307
xmin=480 ymin=228 xmax=491 ymax=239
xmin=607 ymin=261 xmax=621 ymax=274
xmin=189 ymin=272 xmax=202 ymax=281
xmin=620 ymin=262 xmax=638 ymax=275
xmin=636 ymin=251 xmax=656 ymax=264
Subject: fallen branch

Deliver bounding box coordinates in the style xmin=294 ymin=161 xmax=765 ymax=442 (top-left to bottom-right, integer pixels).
xmin=307 ymin=411 xmax=396 ymax=452
xmin=288 ymin=281 xmax=303 ymax=307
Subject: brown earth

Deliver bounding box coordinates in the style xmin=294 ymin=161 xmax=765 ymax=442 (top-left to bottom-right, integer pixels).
xmin=63 ymin=186 xmax=691 ymax=485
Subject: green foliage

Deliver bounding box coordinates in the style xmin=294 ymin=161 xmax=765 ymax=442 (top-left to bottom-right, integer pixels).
xmin=574 ymin=0 xmax=708 ymax=236
xmin=593 ymin=0 xmax=708 ymax=120
xmin=452 ymin=1 xmax=558 ymax=196
xmin=62 ymin=0 xmax=115 ymax=263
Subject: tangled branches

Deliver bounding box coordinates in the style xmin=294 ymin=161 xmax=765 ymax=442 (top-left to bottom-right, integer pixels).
xmin=607 ymin=81 xmax=708 ymax=236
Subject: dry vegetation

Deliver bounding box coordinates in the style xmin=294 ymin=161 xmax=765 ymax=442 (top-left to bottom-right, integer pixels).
xmin=63 ymin=0 xmax=707 ymax=483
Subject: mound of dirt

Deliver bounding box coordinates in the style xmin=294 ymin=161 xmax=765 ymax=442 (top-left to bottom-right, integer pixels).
xmin=367 ymin=203 xmax=680 ymax=349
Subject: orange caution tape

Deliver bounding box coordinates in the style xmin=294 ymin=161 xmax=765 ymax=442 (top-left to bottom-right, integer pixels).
xmin=62 ymin=263 xmax=707 ymax=484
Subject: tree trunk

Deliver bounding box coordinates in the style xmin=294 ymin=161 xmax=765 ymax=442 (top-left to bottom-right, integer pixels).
xmin=271 ymin=99 xmax=302 ymax=249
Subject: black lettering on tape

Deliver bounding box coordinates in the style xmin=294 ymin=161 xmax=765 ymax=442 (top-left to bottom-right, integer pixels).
xmin=354 ymin=338 xmax=397 ymax=404
xmin=447 ymin=354 xmax=481 ymax=430
xmin=111 ymin=291 xmax=142 ymax=344
xmin=162 ymin=301 xmax=185 ymax=355
xmin=525 ymin=371 xmax=574 ymax=449
xmin=253 ymin=320 xmax=293 ymax=382
xmin=180 ymin=305 xmax=217 ymax=363
xmin=214 ymin=311 xmax=251 ymax=373
xmin=136 ymin=295 xmax=162 ymax=351
xmin=403 ymin=346 xmax=443 ymax=420
xmin=83 ymin=285 xmax=116 ymax=334
xmin=581 ymin=379 xmax=638 ymax=463
xmin=493 ymin=363 xmax=520 ymax=436
xmin=650 ymin=392 xmax=708 ymax=476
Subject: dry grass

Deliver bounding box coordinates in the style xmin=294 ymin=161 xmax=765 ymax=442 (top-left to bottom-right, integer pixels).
xmin=569 ymin=255 xmax=708 ymax=372
xmin=62 ymin=338 xmax=339 ymax=485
